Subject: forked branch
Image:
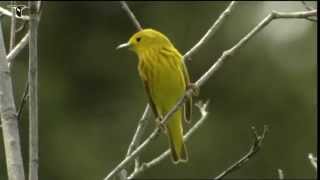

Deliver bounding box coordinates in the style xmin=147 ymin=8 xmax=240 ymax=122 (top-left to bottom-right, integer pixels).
xmin=0 ymin=15 xmax=25 ymax=180
xmin=127 ymin=101 xmax=210 ymax=179
xmin=115 ymin=2 xmax=237 ymax=179
xmin=0 ymin=6 xmax=30 ymax=20
xmin=121 ymin=1 xmax=238 ymax=175
xmin=214 ymin=126 xmax=268 ymax=179
xmin=104 ymin=2 xmax=316 ymax=180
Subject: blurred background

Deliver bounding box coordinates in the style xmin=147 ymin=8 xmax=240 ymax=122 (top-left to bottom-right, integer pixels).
xmin=0 ymin=1 xmax=317 ymax=179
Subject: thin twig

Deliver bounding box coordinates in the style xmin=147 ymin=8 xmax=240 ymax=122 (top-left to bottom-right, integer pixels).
xmin=8 ymin=32 xmax=30 ymax=122
xmin=7 ymin=32 xmax=30 ymax=64
xmin=17 ymin=80 xmax=29 ymax=121
xmin=8 ymin=20 xmax=32 ymax=122
xmin=120 ymin=1 xmax=234 ymax=178
xmin=0 ymin=15 xmax=26 ymax=180
xmin=308 ymin=153 xmax=317 ymax=170
xmin=127 ymin=101 xmax=209 ymax=179
xmin=10 ymin=2 xmax=42 ymax=121
xmin=120 ymin=1 xmax=142 ymax=31
xmin=0 ymin=6 xmax=29 ymax=20
xmin=195 ymin=9 xmax=317 ymax=88
xmin=123 ymin=1 xmax=236 ymax=167
xmin=9 ymin=1 xmax=17 ymax=51
xmin=214 ymin=126 xmax=269 ymax=179
xmin=144 ymin=10 xmax=317 ymax=142
xmin=28 ymin=2 xmax=40 ymax=180
xmin=125 ymin=104 xmax=151 ymax=172
xmin=301 ymin=1 xmax=317 ymax=22
xmin=16 ymin=20 xmax=27 ymax=33
xmin=183 ymin=1 xmax=238 ymax=61
xmin=278 ymin=169 xmax=284 ymax=180
xmin=119 ymin=1 xmax=147 ymax=176
xmin=126 ymin=105 xmax=151 ymax=156
xmin=305 ymin=17 xmax=317 ymax=22
xmin=104 ymin=9 xmax=316 ymax=180
xmin=104 ymin=128 xmax=161 ymax=180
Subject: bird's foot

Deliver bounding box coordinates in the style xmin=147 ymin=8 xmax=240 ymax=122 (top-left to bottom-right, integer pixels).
xmin=188 ymin=83 xmax=200 ymax=96
xmin=156 ymin=117 xmax=167 ymax=134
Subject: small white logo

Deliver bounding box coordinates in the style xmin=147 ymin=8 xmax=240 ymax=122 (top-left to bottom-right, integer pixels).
xmin=7 ymin=5 xmax=28 ymax=17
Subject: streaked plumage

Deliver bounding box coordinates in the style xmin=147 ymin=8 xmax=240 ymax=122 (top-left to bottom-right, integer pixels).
xmin=118 ymin=29 xmax=192 ymax=163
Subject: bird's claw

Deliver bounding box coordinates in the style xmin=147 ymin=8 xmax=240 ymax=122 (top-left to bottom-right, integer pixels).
xmin=156 ymin=117 xmax=167 ymax=134
xmin=188 ymin=83 xmax=200 ymax=96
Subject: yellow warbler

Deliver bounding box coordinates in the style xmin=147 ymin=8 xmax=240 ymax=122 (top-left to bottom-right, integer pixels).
xmin=117 ymin=28 xmax=192 ymax=163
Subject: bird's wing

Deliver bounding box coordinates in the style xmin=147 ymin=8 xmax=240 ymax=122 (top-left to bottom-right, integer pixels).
xmin=143 ymin=80 xmax=160 ymax=119
xmin=181 ymin=61 xmax=192 ymax=123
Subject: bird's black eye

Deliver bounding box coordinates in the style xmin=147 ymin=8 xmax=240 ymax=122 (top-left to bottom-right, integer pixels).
xmin=136 ymin=37 xmax=141 ymax=42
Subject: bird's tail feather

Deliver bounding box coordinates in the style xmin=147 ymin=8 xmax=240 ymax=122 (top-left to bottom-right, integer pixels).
xmin=166 ymin=110 xmax=188 ymax=163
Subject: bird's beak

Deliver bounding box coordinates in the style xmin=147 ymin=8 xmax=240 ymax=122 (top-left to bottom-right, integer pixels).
xmin=116 ymin=42 xmax=131 ymax=50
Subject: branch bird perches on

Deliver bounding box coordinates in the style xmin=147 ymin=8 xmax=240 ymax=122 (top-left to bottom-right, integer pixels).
xmin=103 ymin=2 xmax=316 ymax=180
xmin=0 ymin=15 xmax=26 ymax=180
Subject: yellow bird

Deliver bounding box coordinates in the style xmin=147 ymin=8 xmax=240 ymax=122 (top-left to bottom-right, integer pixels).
xmin=117 ymin=29 xmax=192 ymax=163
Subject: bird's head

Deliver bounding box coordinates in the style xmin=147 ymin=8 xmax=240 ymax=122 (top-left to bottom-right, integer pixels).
xmin=117 ymin=28 xmax=173 ymax=54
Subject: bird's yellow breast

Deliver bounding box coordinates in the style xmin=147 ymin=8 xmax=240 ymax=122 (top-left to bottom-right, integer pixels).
xmin=138 ymin=47 xmax=186 ymax=112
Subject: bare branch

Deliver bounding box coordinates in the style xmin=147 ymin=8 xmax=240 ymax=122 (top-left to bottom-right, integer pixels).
xmin=123 ymin=3 xmax=237 ymax=165
xmin=195 ymin=9 xmax=317 ymax=88
xmin=123 ymin=3 xmax=237 ymax=169
xmin=7 ymin=34 xmax=29 ymax=65
xmin=108 ymin=4 xmax=317 ymax=180
xmin=104 ymin=128 xmax=161 ymax=180
xmin=7 ymin=32 xmax=30 ymax=64
xmin=16 ymin=20 xmax=27 ymax=33
xmin=308 ymin=153 xmax=317 ymax=170
xmin=119 ymin=1 xmax=148 ymax=175
xmin=301 ymin=2 xmax=317 ymax=22
xmin=11 ymin=2 xmax=42 ymax=122
xmin=139 ymin=10 xmax=317 ymax=145
xmin=28 ymin=1 xmax=40 ymax=180
xmin=214 ymin=126 xmax=269 ymax=180
xmin=278 ymin=169 xmax=284 ymax=180
xmin=9 ymin=1 xmax=17 ymax=51
xmin=0 ymin=16 xmax=25 ymax=180
xmin=306 ymin=17 xmax=317 ymax=22
xmin=183 ymin=1 xmax=238 ymax=61
xmin=126 ymin=105 xmax=151 ymax=156
xmin=126 ymin=104 xmax=151 ymax=172
xmin=127 ymin=101 xmax=209 ymax=179
xmin=120 ymin=1 xmax=142 ymax=31
xmin=17 ymin=81 xmax=29 ymax=121
xmin=271 ymin=10 xmax=316 ymax=19
xmin=0 ymin=6 xmax=30 ymax=20
xmin=8 ymin=32 xmax=30 ymax=122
